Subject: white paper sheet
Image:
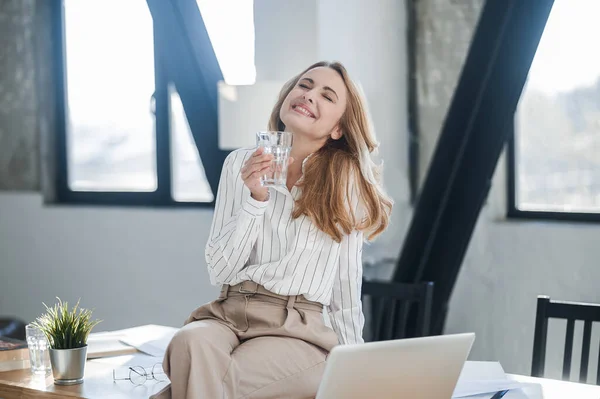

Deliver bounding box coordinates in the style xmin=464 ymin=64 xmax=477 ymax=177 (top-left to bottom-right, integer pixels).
xmin=458 ymin=361 xmax=506 ymax=380
xmin=116 ymin=325 xmax=178 ymax=357
xmin=453 ymin=380 xmax=540 ymax=397
xmin=452 ymin=361 xmax=541 ymax=398
xmin=87 ymin=333 xmax=137 ymax=358
xmin=90 ymin=324 xmax=179 ymax=358
xmin=464 ymin=390 xmax=531 ymax=399
xmin=90 ymin=352 xmax=162 ymax=368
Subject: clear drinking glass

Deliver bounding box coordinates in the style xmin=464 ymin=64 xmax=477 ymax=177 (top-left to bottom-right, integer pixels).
xmin=256 ymin=131 xmax=293 ymax=187
xmin=25 ymin=324 xmax=51 ymax=375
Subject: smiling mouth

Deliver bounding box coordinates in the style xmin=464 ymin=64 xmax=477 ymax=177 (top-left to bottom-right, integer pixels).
xmin=292 ymin=104 xmax=316 ymax=118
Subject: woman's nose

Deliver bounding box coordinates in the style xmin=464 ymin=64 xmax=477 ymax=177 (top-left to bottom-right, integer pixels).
xmin=303 ymin=93 xmax=314 ymax=103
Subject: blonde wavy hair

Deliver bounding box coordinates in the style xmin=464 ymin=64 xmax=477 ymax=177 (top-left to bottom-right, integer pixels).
xmin=268 ymin=61 xmax=393 ymax=242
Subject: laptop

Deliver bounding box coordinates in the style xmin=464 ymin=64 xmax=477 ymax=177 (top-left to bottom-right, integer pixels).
xmin=316 ymin=332 xmax=476 ymax=399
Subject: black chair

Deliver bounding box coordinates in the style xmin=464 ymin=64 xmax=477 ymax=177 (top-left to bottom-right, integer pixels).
xmin=532 ymin=295 xmax=600 ymax=384
xmin=361 ymin=279 xmax=434 ymax=341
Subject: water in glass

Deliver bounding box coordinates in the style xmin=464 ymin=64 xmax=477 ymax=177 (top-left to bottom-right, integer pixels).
xmin=256 ymin=131 xmax=293 ymax=187
xmin=25 ymin=324 xmax=51 ymax=375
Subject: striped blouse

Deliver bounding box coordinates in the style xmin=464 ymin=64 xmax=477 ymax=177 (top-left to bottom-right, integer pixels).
xmin=205 ymin=147 xmax=365 ymax=345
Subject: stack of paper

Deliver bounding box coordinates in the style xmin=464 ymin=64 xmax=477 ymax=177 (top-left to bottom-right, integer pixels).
xmin=87 ymin=324 xmax=179 ymax=359
xmin=117 ymin=324 xmax=178 ymax=357
xmin=87 ymin=331 xmax=138 ymax=359
xmin=452 ymin=362 xmax=542 ymax=399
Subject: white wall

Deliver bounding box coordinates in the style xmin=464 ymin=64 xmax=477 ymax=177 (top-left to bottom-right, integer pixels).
xmin=0 ymin=193 xmax=219 ymax=330
xmin=317 ymin=0 xmax=411 ymax=274
xmin=253 ymin=0 xmax=318 ymax=81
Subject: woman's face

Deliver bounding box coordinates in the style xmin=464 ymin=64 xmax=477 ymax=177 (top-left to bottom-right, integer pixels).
xmin=280 ymin=67 xmax=348 ymax=142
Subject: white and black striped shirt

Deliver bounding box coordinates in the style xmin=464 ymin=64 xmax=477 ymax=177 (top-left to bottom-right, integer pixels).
xmin=206 ymin=147 xmax=365 ymax=345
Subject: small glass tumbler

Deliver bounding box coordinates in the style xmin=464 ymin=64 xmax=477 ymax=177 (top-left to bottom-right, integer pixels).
xmin=25 ymin=324 xmax=51 ymax=375
xmin=256 ymin=131 xmax=293 ymax=187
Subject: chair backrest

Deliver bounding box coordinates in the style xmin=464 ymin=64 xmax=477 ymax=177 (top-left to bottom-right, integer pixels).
xmin=532 ymin=295 xmax=600 ymax=384
xmin=361 ymin=279 xmax=434 ymax=341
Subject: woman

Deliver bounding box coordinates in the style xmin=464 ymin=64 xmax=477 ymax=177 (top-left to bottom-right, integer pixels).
xmin=154 ymin=61 xmax=393 ymax=399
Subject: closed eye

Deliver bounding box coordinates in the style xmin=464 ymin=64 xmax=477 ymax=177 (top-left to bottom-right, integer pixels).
xmin=323 ymin=94 xmax=333 ymax=102
xmin=299 ymin=83 xmax=310 ymax=89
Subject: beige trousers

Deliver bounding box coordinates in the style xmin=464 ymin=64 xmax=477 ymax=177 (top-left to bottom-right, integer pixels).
xmin=150 ymin=281 xmax=339 ymax=399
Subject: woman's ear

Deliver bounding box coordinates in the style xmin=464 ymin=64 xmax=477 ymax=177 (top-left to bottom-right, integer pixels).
xmin=331 ymin=126 xmax=342 ymax=140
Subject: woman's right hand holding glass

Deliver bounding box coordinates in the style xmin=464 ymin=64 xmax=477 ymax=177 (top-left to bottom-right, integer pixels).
xmin=241 ymin=147 xmax=273 ymax=202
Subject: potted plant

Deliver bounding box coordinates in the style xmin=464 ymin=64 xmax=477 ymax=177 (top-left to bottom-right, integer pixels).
xmin=32 ymin=298 xmax=101 ymax=385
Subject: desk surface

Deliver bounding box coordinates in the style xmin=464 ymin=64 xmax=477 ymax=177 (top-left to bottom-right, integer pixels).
xmin=509 ymin=374 xmax=600 ymax=399
xmin=2 ymin=364 xmax=600 ymax=398
xmin=0 ymin=360 xmax=167 ymax=399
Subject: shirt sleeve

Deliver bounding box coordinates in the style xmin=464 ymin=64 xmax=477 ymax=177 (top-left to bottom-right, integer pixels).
xmin=328 ymin=229 xmax=365 ymax=345
xmin=205 ymin=150 xmax=269 ymax=285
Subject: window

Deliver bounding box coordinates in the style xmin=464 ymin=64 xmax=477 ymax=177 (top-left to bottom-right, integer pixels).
xmin=63 ymin=0 xmax=156 ymax=193
xmin=196 ymin=0 xmax=255 ymax=86
xmin=169 ymin=86 xmax=213 ymax=202
xmin=54 ymin=0 xmax=254 ymax=206
xmin=509 ymin=0 xmax=600 ymax=221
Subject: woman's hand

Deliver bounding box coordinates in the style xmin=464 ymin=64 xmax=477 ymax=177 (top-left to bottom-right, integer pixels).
xmin=241 ymin=148 xmax=274 ymax=201
xmin=241 ymin=148 xmax=294 ymax=202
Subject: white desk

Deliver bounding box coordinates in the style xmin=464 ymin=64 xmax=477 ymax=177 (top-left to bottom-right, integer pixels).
xmin=509 ymin=374 xmax=600 ymax=399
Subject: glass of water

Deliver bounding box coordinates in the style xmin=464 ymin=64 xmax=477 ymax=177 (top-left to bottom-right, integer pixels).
xmin=25 ymin=324 xmax=51 ymax=375
xmin=256 ymin=131 xmax=293 ymax=187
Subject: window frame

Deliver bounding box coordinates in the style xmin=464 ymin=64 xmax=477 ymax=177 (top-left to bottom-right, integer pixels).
xmin=507 ymin=122 xmax=600 ymax=223
xmin=51 ymin=0 xmax=226 ymax=208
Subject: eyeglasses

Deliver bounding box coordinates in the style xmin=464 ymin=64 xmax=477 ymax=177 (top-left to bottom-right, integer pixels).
xmin=112 ymin=363 xmax=167 ymax=386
